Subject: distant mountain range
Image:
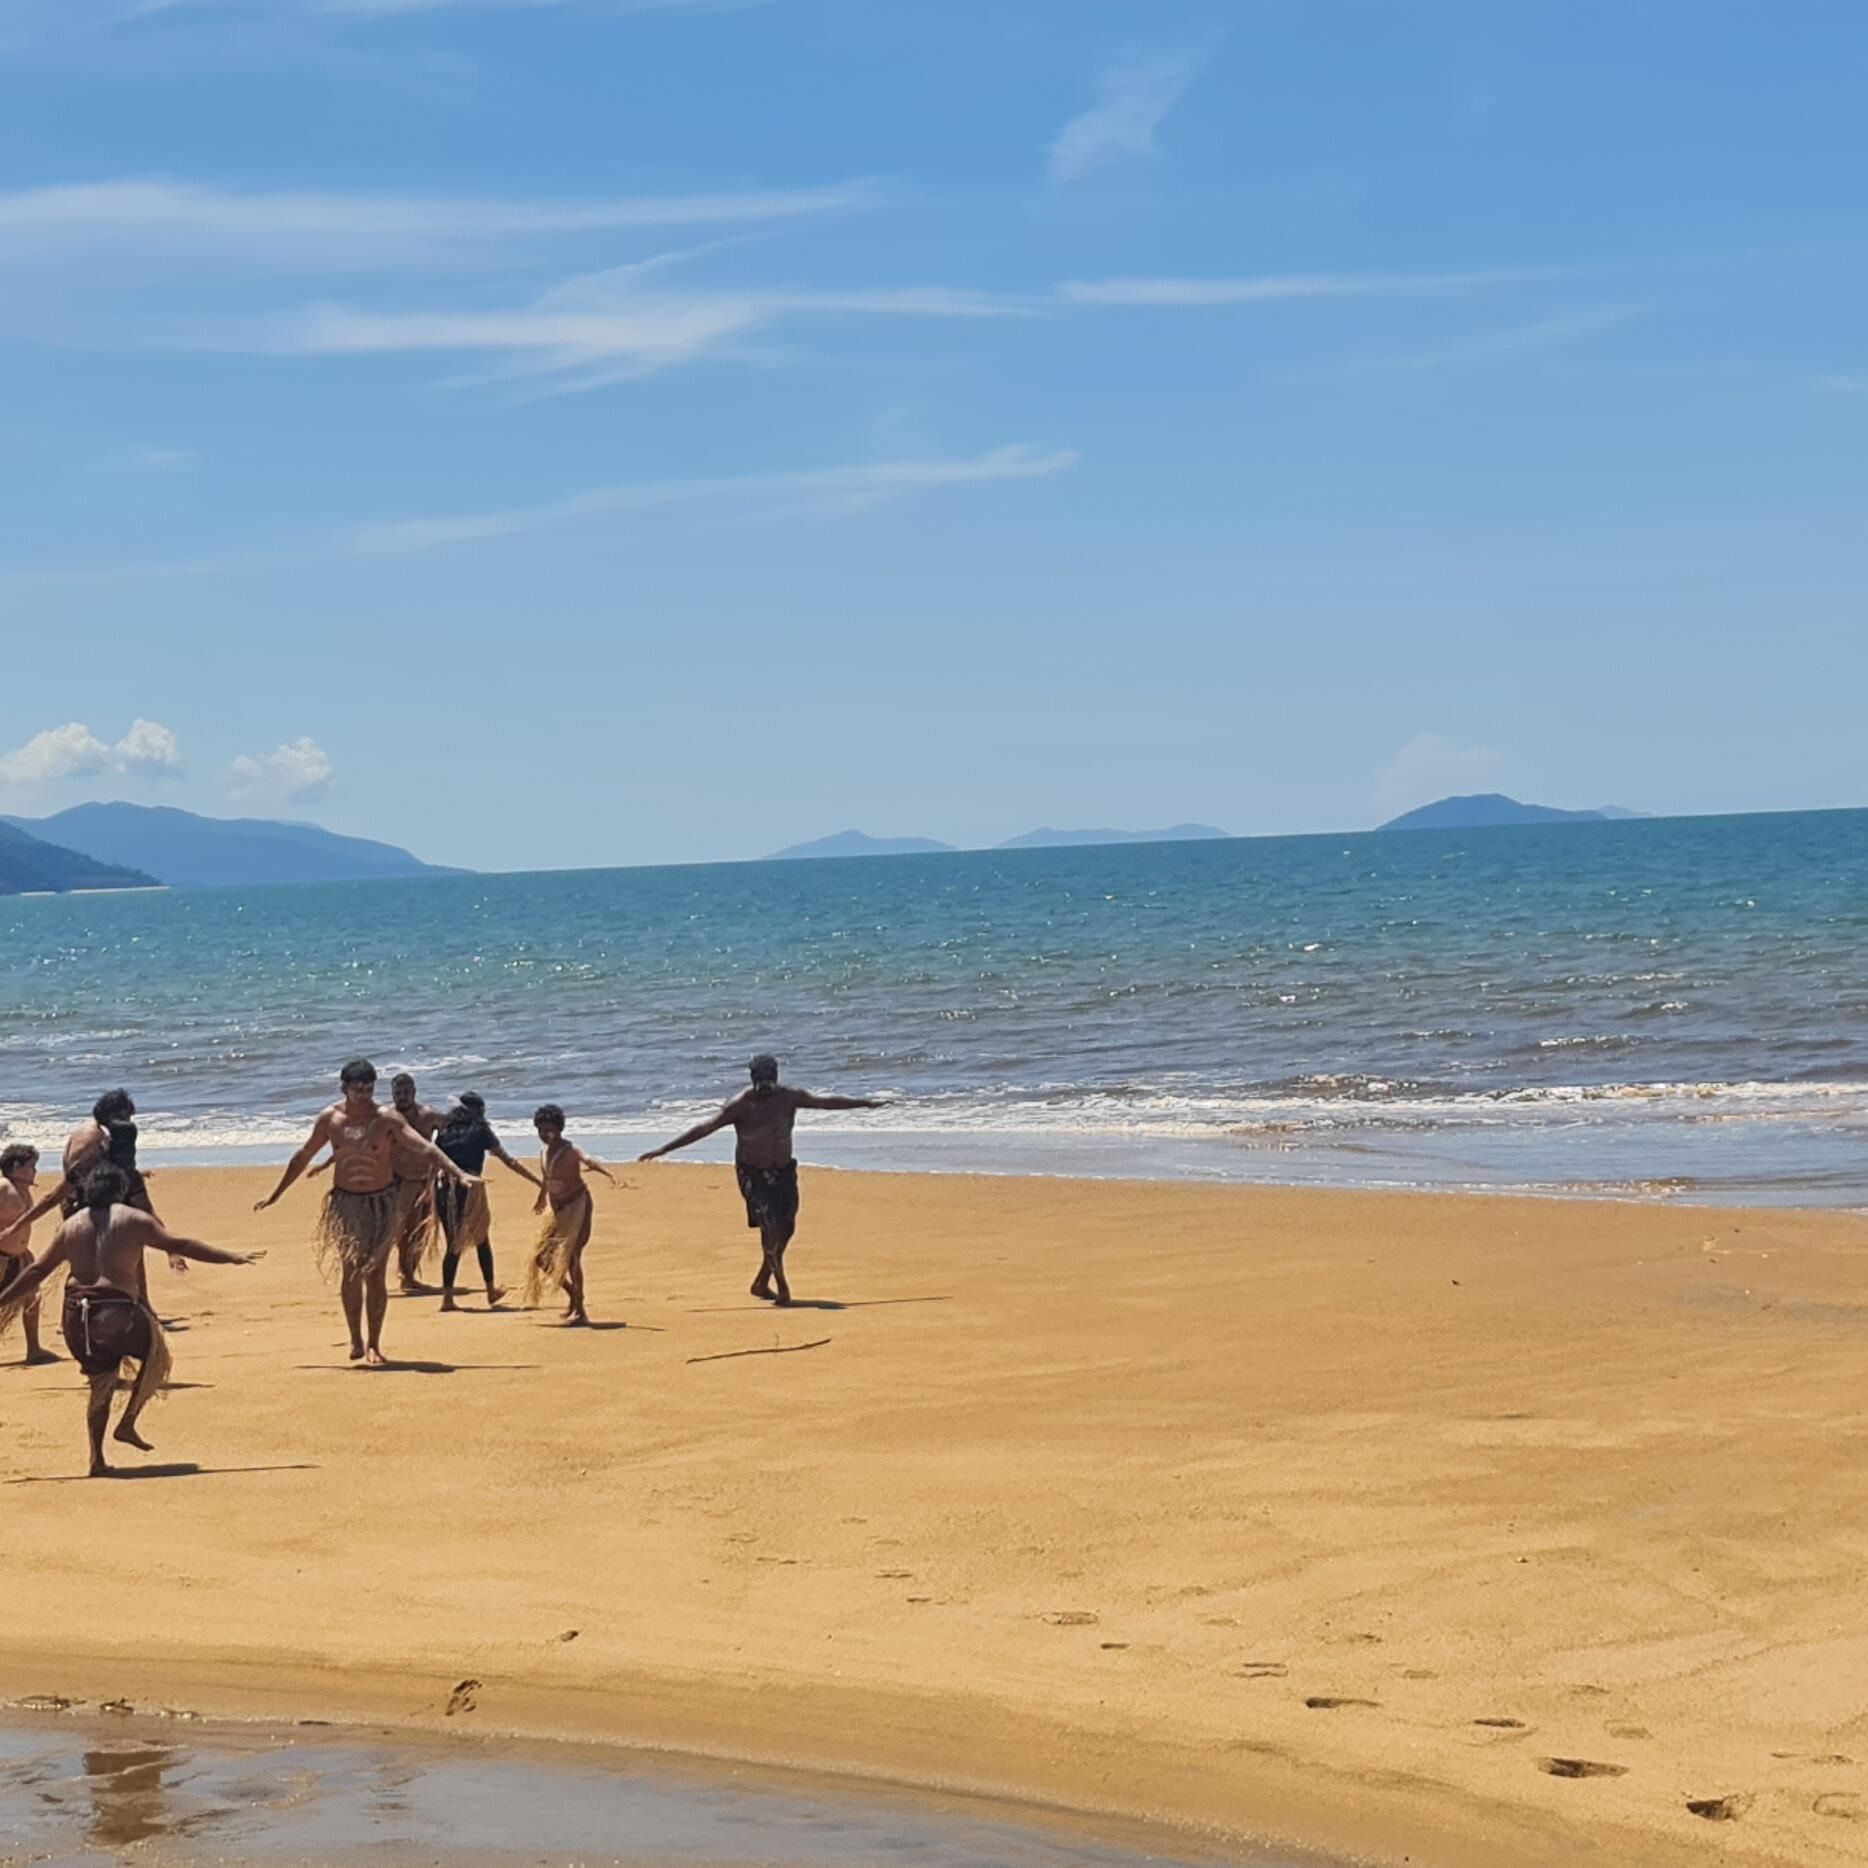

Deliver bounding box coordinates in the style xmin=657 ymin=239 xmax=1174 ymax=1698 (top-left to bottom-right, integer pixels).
xmin=0 ymin=820 xmax=158 ymax=896
xmin=767 ymin=825 xmax=1233 ymax=860
xmin=1380 ymin=794 xmax=1646 ymax=832
xmin=1 ymin=803 xmax=466 ymax=890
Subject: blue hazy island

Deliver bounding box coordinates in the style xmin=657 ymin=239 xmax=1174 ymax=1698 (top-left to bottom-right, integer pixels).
xmin=1380 ymin=794 xmax=1645 ymax=832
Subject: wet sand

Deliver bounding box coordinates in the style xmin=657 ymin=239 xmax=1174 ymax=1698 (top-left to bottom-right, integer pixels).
xmin=3 ymin=1165 xmax=1868 ymax=1868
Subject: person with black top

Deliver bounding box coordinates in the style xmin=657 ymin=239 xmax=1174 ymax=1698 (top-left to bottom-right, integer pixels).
xmin=433 ymin=1092 xmax=541 ymax=1312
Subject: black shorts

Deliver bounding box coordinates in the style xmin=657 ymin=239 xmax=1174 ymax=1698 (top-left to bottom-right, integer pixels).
xmin=737 ymin=1159 xmax=800 ymax=1235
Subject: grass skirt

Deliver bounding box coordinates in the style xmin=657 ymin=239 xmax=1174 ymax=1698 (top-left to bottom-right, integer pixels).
xmin=314 ymin=1185 xmax=399 ymax=1282
xmin=522 ymin=1190 xmax=591 ymax=1309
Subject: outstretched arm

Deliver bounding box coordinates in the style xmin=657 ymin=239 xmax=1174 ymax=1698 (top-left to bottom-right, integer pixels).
xmin=638 ymin=1105 xmax=735 ymax=1162
xmin=0 ymin=1232 xmax=69 ymax=1316
xmin=794 ymin=1092 xmax=890 ymax=1112
xmin=135 ymin=1214 xmax=264 ymax=1267
xmin=490 ymin=1145 xmax=542 ymax=1187
xmin=577 ymin=1148 xmax=617 ymax=1185
xmin=255 ymin=1116 xmax=331 ymax=1211
xmin=389 ymin=1113 xmax=479 ymax=1187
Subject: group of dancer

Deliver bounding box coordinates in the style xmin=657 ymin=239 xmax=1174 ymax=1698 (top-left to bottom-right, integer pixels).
xmin=0 ymin=1053 xmax=886 ymax=1475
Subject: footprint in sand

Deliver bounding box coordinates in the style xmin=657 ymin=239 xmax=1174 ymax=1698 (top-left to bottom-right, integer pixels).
xmin=1306 ymin=1697 xmax=1379 ymax=1711
xmin=557 ymin=1630 xmax=580 ymax=1644
xmin=1474 ymin=1718 xmax=1528 ymax=1731
xmin=1606 ymin=1724 xmax=1651 ymax=1741
xmin=1402 ymin=1669 xmax=1437 ymax=1681
xmin=1236 ymin=1662 xmax=1288 ymax=1681
xmin=1040 ymin=1611 xmax=1099 ymax=1627
xmin=445 ymin=1679 xmax=480 ymax=1717
xmin=1815 ymin=1793 xmax=1864 ymax=1822
xmin=1100 ymin=1642 xmax=1129 ymax=1651
xmin=876 ymin=1569 xmax=914 ymax=1580
xmin=1539 ymin=1758 xmax=1627 ymax=1780
xmin=1687 ymin=1795 xmax=1750 ymax=1822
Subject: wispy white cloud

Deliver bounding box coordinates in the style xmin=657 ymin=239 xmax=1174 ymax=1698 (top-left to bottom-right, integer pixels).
xmin=1058 ymin=265 xmax=1574 ymax=308
xmin=203 ymin=269 xmax=1026 ymax=392
xmin=1 ymin=444 xmax=1078 ymax=588
xmin=1049 ymin=50 xmax=1206 ymax=185
xmin=0 ymin=177 xmax=879 ymax=273
xmin=1387 ymin=306 xmax=1638 ymax=372
xmin=0 ymin=718 xmax=183 ymax=784
xmin=228 ymin=736 xmax=331 ymax=804
xmin=1815 ymin=374 xmax=1868 ymax=394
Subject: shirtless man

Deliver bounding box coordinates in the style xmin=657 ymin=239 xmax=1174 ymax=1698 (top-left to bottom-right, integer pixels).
xmin=0 ymin=1144 xmax=57 ymax=1366
xmin=0 ymin=1164 xmax=262 ymax=1476
xmin=389 ymin=1073 xmax=444 ymax=1294
xmin=525 ymin=1105 xmax=615 ymax=1325
xmin=14 ymin=1092 xmax=187 ymax=1280
xmin=254 ymin=1058 xmax=479 ymax=1366
xmin=637 ymin=1055 xmax=886 ymax=1305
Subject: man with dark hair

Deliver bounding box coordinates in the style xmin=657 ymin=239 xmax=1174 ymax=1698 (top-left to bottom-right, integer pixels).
xmin=433 ymin=1092 xmax=541 ymax=1312
xmin=0 ymin=1143 xmax=57 ymax=1366
xmin=255 ymin=1058 xmax=479 ymax=1366
xmin=525 ymin=1105 xmax=615 ymax=1325
xmin=15 ymin=1091 xmax=186 ymax=1280
xmin=638 ymin=1056 xmax=887 ymax=1305
xmin=0 ymin=1163 xmax=262 ymax=1477
xmin=388 ymin=1073 xmax=444 ymax=1295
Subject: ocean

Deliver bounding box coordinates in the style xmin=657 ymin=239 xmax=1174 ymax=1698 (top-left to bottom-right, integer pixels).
xmin=1 ymin=809 xmax=1863 ymax=1205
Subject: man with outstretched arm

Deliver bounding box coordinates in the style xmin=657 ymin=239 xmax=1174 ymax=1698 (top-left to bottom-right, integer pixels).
xmin=638 ymin=1055 xmax=887 ymax=1305
xmin=0 ymin=1164 xmax=263 ymax=1477
xmin=255 ymin=1058 xmax=480 ymax=1367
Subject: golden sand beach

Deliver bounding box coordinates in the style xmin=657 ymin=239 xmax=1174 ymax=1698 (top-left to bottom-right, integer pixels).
xmin=3 ymin=1164 xmax=1866 ymax=1867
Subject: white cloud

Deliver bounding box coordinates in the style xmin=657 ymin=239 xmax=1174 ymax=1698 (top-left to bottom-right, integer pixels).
xmin=1049 ymin=51 xmax=1205 ymax=185
xmin=0 ymin=717 xmax=184 ymax=784
xmin=245 ymin=274 xmax=1025 ymax=390
xmin=1058 ymin=265 xmax=1573 ymax=308
xmin=0 ymin=177 xmax=879 ymax=274
xmin=2 ymin=444 xmax=1078 ymax=587
xmin=115 ymin=718 xmax=185 ymax=773
xmin=1392 ymin=306 xmax=1636 ymax=372
xmin=228 ymin=736 xmax=332 ymax=803
xmin=1374 ymin=734 xmax=1501 ymax=821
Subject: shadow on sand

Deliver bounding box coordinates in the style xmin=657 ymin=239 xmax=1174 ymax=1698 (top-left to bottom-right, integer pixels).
xmin=688 ymin=1296 xmax=953 ymax=1315
xmin=8 ymin=1462 xmax=321 ymax=1485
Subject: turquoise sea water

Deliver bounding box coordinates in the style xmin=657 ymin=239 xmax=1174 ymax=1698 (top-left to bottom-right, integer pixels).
xmin=1 ymin=810 xmax=1864 ymax=1203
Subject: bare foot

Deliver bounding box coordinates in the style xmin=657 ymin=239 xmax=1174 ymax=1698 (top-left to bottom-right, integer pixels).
xmin=751 ymin=1281 xmax=776 ymax=1301
xmin=439 ymin=1297 xmax=459 ymax=1313
xmin=364 ymin=1346 xmax=386 ymax=1368
xmin=348 ymin=1343 xmax=366 ymax=1362
xmin=774 ymin=1288 xmax=793 ymax=1307
xmin=88 ymin=1457 xmax=114 ymax=1478
xmin=565 ymin=1312 xmax=590 ymax=1327
xmin=113 ymin=1422 xmax=154 ymax=1452
xmin=23 ymin=1348 xmax=60 ymax=1367
xmin=486 ymin=1287 xmax=507 ymax=1309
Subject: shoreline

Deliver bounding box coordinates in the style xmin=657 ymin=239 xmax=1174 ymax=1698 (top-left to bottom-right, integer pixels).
xmin=5 ymin=1165 xmax=1866 ymax=1867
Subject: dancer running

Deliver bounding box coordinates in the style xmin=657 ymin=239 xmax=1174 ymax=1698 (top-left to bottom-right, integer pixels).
xmin=637 ymin=1055 xmax=886 ymax=1305
xmin=0 ymin=1144 xmax=57 ymax=1366
xmin=524 ymin=1105 xmax=614 ymax=1326
xmin=433 ymin=1092 xmax=541 ymax=1312
xmin=0 ymin=1164 xmax=262 ymax=1477
xmin=254 ymin=1059 xmax=479 ymax=1366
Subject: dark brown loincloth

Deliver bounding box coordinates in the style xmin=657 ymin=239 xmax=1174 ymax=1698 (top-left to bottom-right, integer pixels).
xmin=737 ymin=1159 xmax=800 ymax=1234
xmin=314 ymin=1185 xmax=400 ymax=1281
xmin=60 ymin=1283 xmax=171 ymax=1410
xmin=0 ymin=1251 xmax=24 ymax=1299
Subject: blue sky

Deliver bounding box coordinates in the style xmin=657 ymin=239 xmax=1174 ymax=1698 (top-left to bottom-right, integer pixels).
xmin=1 ymin=0 xmax=1864 ymax=871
